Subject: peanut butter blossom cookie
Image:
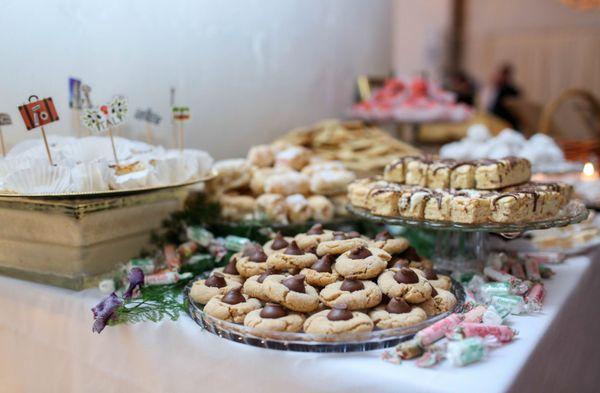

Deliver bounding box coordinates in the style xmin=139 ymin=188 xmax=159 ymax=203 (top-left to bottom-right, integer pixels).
xmin=304 ymin=304 xmax=374 ymax=334
xmin=419 ymin=268 xmax=452 ymax=290
xmin=236 ymin=244 xmax=269 ymax=278
xmin=369 ymin=297 xmax=427 ymax=329
xmin=263 ymin=274 xmax=320 ymax=312
xmin=211 ymin=255 xmax=244 ymax=283
xmin=189 ymin=272 xmax=242 ymax=305
xmin=377 ymin=267 xmax=433 ymax=304
xmin=319 ymin=278 xmax=382 ymax=310
xmin=334 ymin=245 xmax=391 ymax=279
xmin=316 ymin=232 xmax=368 ymax=256
xmin=244 ymin=303 xmax=305 ymax=332
xmin=263 ymin=232 xmax=292 ymax=255
xmin=419 ymin=287 xmax=457 ymax=316
xmin=294 ymin=224 xmax=334 ymax=250
xmin=242 ymin=268 xmax=283 ymax=301
xmin=266 ymin=240 xmax=318 ymax=270
xmin=203 ymin=287 xmax=262 ymax=323
xmin=300 ymin=254 xmax=340 ymax=287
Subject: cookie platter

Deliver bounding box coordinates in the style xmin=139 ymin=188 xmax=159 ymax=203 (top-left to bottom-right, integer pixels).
xmin=185 ymin=272 xmax=465 ymax=352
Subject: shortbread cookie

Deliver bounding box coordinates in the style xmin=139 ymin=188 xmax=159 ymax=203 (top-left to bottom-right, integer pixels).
xmin=316 ymin=236 xmax=368 ymax=256
xmin=300 ymin=254 xmax=340 ymax=287
xmin=266 ymin=241 xmax=318 ymax=270
xmin=419 ymin=287 xmax=457 ymax=316
xmin=383 ymin=158 xmax=406 ymax=183
xmin=294 ymin=224 xmax=334 ymax=250
xmin=427 ymin=160 xmax=454 ymax=189
xmin=377 ymin=267 xmax=432 ymax=304
xmin=220 ymin=193 xmax=256 ymax=221
xmin=450 ymin=163 xmax=475 ymax=189
xmin=424 ymin=191 xmax=453 ymax=221
xmin=263 ymin=232 xmax=292 ymax=255
xmin=244 ymin=303 xmax=305 ymax=332
xmin=242 ymin=269 xmax=284 ymax=301
xmin=490 ymin=192 xmax=533 ymax=223
xmin=235 ymin=244 xmax=269 ymax=278
xmin=404 ymin=157 xmax=430 ymax=186
xmin=397 ymin=188 xmax=433 ymax=219
xmin=347 ymin=178 xmax=376 ymax=208
xmin=285 ymin=194 xmax=312 ymax=223
xmin=255 ymin=193 xmax=288 ymax=223
xmin=450 ymin=190 xmax=492 ymax=224
xmin=369 ymin=297 xmax=428 ymax=329
xmin=264 ymin=172 xmax=310 ymax=196
xmin=334 ymin=246 xmax=390 ymax=279
xmin=203 ymin=287 xmax=262 ymax=323
xmin=263 ymin=274 xmax=320 ymax=313
xmin=367 ymin=186 xmax=402 ymax=217
xmin=247 ymin=144 xmax=274 ymax=168
xmin=309 ymin=170 xmax=355 ymax=195
xmin=371 ymin=231 xmax=410 ymax=255
xmin=307 ymin=195 xmax=335 ymax=222
xmin=304 ymin=305 xmax=373 ymax=334
xmin=189 ymin=273 xmax=242 ymax=305
xmin=319 ymin=279 xmax=382 ymax=310
xmin=474 ymin=157 xmax=531 ymax=189
xmin=419 ymin=268 xmax=452 ymax=290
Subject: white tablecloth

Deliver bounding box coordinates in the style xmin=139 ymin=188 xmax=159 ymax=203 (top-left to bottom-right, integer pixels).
xmin=1 ymin=255 xmax=599 ymax=393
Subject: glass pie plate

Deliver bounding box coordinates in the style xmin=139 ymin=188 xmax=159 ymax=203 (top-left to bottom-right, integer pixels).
xmin=184 ymin=272 xmax=466 ymax=353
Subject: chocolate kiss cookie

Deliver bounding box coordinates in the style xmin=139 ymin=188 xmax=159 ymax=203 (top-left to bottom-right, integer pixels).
xmin=248 ymin=247 xmax=268 ymax=262
xmin=282 ymin=274 xmax=306 ymax=293
xmin=388 ymin=255 xmax=410 ymax=269
xmin=260 ymin=303 xmax=288 ymax=318
xmin=223 ymin=257 xmax=240 ymax=275
xmin=423 ymin=268 xmax=438 ymax=280
xmin=271 ymin=232 xmax=289 ymax=250
xmin=394 ymin=268 xmax=419 ymax=284
xmin=398 ymin=246 xmax=421 ymax=262
xmin=284 ymin=241 xmax=304 ymax=255
xmin=327 ymin=304 xmax=353 ymax=321
xmin=340 ymin=278 xmax=365 ymax=292
xmin=311 ymin=254 xmax=335 ymax=273
xmin=375 ymin=230 xmax=394 ymax=241
xmin=307 ymin=223 xmax=324 ymax=235
xmin=222 ymin=287 xmax=246 ymax=305
xmin=257 ymin=268 xmax=278 ymax=283
xmin=348 ymin=246 xmax=372 ymax=260
xmin=205 ymin=273 xmax=227 ymax=288
xmin=386 ymin=297 xmax=411 ymax=314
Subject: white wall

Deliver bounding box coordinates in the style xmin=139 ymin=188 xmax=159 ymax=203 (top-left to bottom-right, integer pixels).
xmin=391 ymin=0 xmax=451 ymax=80
xmin=0 ymin=0 xmax=392 ymax=159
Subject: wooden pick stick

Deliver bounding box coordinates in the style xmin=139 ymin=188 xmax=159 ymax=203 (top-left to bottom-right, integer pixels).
xmin=40 ymin=126 xmax=54 ymax=165
xmin=178 ymin=121 xmax=184 ymax=152
xmin=108 ymin=128 xmax=120 ymax=166
xmin=146 ymin=122 xmax=154 ymax=145
xmin=0 ymin=126 xmax=5 ymax=157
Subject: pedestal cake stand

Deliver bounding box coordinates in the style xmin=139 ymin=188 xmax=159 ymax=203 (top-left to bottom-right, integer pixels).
xmin=347 ymin=200 xmax=590 ymax=272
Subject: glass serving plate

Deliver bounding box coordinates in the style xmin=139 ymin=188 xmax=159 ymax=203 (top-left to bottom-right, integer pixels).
xmin=347 ymin=201 xmax=589 ymax=272
xmin=346 ymin=200 xmax=589 ymax=233
xmin=185 ymin=272 xmax=466 ymax=353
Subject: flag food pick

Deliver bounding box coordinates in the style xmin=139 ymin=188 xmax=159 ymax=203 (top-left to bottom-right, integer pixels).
xmin=18 ymin=95 xmax=60 ymax=165
xmin=0 ymin=113 xmax=11 ymax=157
xmin=172 ymin=106 xmax=190 ymax=151
xmin=81 ymin=96 xmax=128 ymax=166
xmin=134 ymin=108 xmax=162 ymax=145
xmin=69 ymin=77 xmax=83 ymax=137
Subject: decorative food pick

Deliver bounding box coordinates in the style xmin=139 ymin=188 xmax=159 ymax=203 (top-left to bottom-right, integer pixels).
xmin=170 ymin=87 xmax=176 ymax=148
xmin=18 ymin=95 xmax=60 ymax=165
xmin=134 ymin=108 xmax=162 ymax=144
xmin=81 ymin=96 xmax=128 ymax=165
xmin=172 ymin=106 xmax=190 ymax=151
xmin=0 ymin=113 xmax=11 ymax=156
xmin=68 ymin=77 xmax=83 ymax=136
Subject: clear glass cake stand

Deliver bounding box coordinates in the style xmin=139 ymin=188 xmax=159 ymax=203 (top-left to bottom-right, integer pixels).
xmin=347 ymin=201 xmax=590 ymax=273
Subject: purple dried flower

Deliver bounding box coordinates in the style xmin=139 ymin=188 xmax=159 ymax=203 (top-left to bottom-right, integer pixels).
xmin=91 ymin=293 xmax=122 ymax=333
xmin=123 ymin=267 xmax=145 ymax=299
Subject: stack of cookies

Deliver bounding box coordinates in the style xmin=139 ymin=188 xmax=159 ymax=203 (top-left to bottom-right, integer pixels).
xmin=189 ymin=225 xmax=457 ymax=335
xmin=207 ymin=145 xmax=356 ymax=224
xmin=348 ymin=155 xmax=574 ymax=224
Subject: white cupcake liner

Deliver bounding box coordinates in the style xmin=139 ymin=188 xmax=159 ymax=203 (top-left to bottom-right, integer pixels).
xmin=3 ymin=165 xmax=72 ymax=194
